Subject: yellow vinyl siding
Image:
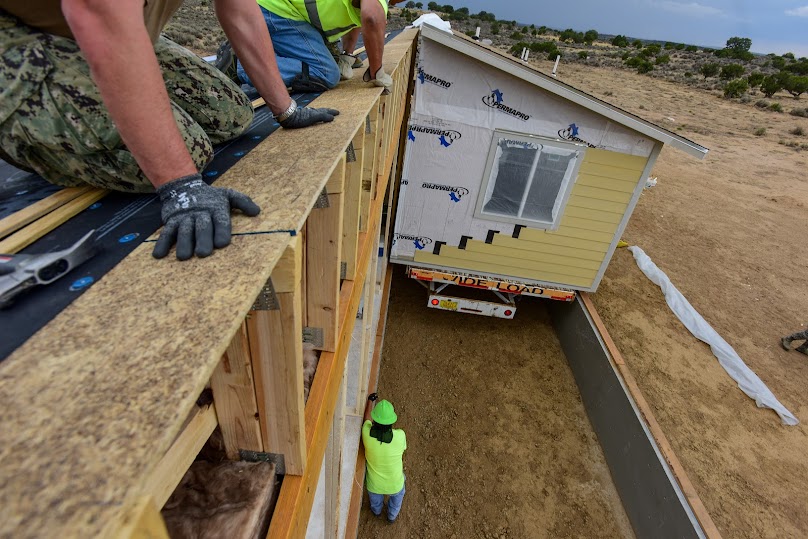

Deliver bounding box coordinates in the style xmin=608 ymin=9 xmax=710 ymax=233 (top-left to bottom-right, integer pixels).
xmin=413 ymin=150 xmax=649 ymax=290
xmin=566 ymin=195 xmax=627 ymax=214
xmin=435 ymin=246 xmax=597 ymax=278
xmin=486 ymin=236 xmax=605 ymax=261
xmin=576 ymin=174 xmax=638 ymax=193
xmin=582 ymin=148 xmax=648 ymax=169
xmin=572 ymin=185 xmax=634 ymax=204
xmin=578 ymin=162 xmax=644 ymax=183
xmin=496 ymin=231 xmax=609 ymax=253
xmin=464 ymin=240 xmax=602 ymax=269
xmin=413 ymin=252 xmax=596 ymax=288
xmin=563 ymin=205 xmax=623 ymax=224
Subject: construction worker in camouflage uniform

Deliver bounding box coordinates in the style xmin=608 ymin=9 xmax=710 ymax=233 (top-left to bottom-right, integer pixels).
xmin=0 ymin=0 xmax=339 ymax=261
xmin=781 ymin=329 xmax=808 ymax=355
xmin=227 ymin=0 xmax=405 ymax=93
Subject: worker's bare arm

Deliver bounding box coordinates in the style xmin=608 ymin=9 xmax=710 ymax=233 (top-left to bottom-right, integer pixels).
xmin=363 ymin=392 xmax=378 ymax=422
xmin=342 ymin=28 xmax=361 ymax=54
xmin=214 ymin=0 xmax=293 ymax=117
xmin=62 ymin=0 xmax=197 ymax=188
xmin=360 ymin=0 xmax=386 ymax=74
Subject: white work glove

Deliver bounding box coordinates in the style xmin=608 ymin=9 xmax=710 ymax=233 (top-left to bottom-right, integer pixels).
xmin=337 ymin=54 xmax=355 ymax=80
xmin=363 ymin=67 xmax=393 ymax=91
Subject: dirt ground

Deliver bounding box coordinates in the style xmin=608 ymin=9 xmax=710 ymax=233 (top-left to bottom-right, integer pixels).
xmin=358 ymin=274 xmax=634 ymax=539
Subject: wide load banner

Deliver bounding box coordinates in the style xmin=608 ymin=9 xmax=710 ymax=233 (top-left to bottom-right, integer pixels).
xmin=413 ymin=38 xmax=655 ymax=158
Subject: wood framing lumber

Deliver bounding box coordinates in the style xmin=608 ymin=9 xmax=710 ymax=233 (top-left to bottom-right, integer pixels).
xmin=0 ymin=186 xmax=91 ymax=240
xmin=354 ymin=228 xmax=381 ymax=415
xmin=116 ymin=496 xmax=170 ymax=539
xmin=579 ymin=293 xmax=722 ymax=538
xmin=143 ymin=403 xmax=219 ymax=509
xmin=344 ymin=265 xmax=394 ymax=539
xmin=306 ymin=159 xmax=345 ymax=352
xmin=0 ymin=188 xmax=106 ymax=254
xmin=324 ymin=369 xmax=347 ymax=538
xmin=249 ymin=236 xmax=307 ymax=476
xmin=360 ymin=102 xmax=381 ymax=232
xmin=211 ymin=322 xmax=264 ymax=460
xmin=268 ymin=114 xmax=403 ymax=539
xmin=341 ymin=127 xmax=365 ymax=280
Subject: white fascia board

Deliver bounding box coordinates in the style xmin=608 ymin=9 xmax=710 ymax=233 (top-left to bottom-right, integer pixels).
xmin=420 ymin=24 xmax=709 ymax=160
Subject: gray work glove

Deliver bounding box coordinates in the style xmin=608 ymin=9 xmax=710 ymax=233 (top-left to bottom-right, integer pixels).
xmin=153 ymin=173 xmax=260 ymax=261
xmin=363 ymin=67 xmax=393 ymax=90
xmin=337 ymin=54 xmax=355 ymax=80
xmin=279 ymin=105 xmax=340 ymax=129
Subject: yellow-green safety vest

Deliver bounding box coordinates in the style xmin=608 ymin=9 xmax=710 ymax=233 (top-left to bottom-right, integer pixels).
xmin=257 ymin=0 xmax=389 ymax=42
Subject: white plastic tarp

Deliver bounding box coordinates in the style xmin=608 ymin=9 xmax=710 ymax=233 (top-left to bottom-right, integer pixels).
xmin=407 ymin=14 xmax=453 ymax=33
xmin=628 ymin=246 xmax=798 ymax=426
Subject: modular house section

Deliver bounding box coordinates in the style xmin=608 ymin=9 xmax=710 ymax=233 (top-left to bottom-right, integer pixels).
xmin=391 ymin=24 xmax=707 ymax=293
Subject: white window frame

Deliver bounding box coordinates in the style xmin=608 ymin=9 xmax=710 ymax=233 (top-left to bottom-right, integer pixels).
xmin=473 ymin=130 xmax=586 ymax=230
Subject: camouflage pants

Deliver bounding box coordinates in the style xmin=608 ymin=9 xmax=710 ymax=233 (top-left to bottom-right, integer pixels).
xmin=783 ymin=329 xmax=808 ymax=354
xmin=0 ymin=13 xmax=253 ymax=193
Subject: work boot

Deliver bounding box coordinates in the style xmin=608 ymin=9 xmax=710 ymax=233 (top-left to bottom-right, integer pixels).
xmin=215 ymin=40 xmax=241 ymax=84
xmin=781 ymin=336 xmax=793 ymax=350
xmin=797 ymin=342 xmax=808 ymax=355
xmin=289 ymin=63 xmax=330 ymax=94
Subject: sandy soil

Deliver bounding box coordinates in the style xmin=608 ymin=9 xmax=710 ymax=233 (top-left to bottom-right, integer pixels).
xmin=550 ymin=61 xmax=808 ymax=537
xmin=358 ymin=274 xmax=634 ymax=539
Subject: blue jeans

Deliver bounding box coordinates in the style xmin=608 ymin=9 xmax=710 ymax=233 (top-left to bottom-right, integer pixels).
xmin=368 ymin=481 xmax=406 ymax=522
xmin=237 ymin=7 xmax=340 ymax=89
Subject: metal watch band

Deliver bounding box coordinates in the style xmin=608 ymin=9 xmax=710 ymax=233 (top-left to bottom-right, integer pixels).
xmin=276 ymin=99 xmax=298 ymax=123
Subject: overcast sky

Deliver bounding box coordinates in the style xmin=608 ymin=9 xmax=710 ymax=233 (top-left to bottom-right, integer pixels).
xmin=450 ymin=0 xmax=808 ymax=57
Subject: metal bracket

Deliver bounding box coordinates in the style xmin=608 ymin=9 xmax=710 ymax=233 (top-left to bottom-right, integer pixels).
xmin=303 ymin=326 xmax=324 ymax=348
xmin=340 ymin=261 xmax=347 ymax=280
xmin=239 ymin=449 xmax=286 ymax=475
xmin=346 ymin=142 xmax=356 ymax=163
xmin=251 ymin=278 xmax=279 ymax=311
xmin=365 ymin=115 xmax=372 ymax=134
xmin=313 ymin=187 xmax=330 ymax=209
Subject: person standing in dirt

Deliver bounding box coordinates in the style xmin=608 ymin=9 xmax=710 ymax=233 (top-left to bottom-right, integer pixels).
xmin=781 ymin=329 xmax=808 ymax=355
xmin=0 ymin=0 xmax=339 ymax=261
xmin=362 ymin=393 xmax=407 ymax=523
xmin=220 ymin=0 xmax=406 ymax=94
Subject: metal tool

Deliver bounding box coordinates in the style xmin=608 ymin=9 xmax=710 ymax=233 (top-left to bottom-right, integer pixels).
xmin=0 ymin=230 xmax=97 ymax=308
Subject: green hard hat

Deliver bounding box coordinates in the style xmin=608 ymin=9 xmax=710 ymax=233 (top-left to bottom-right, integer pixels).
xmin=371 ymin=400 xmax=397 ymax=425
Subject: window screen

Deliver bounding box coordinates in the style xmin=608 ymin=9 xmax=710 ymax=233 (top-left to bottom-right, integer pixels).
xmin=476 ymin=132 xmax=584 ymax=229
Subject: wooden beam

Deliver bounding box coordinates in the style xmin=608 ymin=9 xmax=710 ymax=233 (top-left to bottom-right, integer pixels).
xmin=354 ymin=224 xmax=381 ymax=415
xmin=116 ymin=496 xmax=170 ymax=539
xmin=341 ymin=128 xmax=365 ymax=280
xmin=306 ymin=157 xmax=346 ymax=352
xmin=211 ymin=322 xmax=264 ymax=460
xmin=0 ymin=188 xmax=106 ymax=254
xmin=579 ymin=293 xmax=723 ymax=539
xmin=0 ymin=187 xmax=91 ymax=240
xmin=142 ymin=404 xmax=218 ymax=509
xmin=249 ymin=236 xmax=307 ymax=476
xmin=324 ymin=367 xmax=347 ymax=538
xmin=359 ymin=101 xmax=380 ymax=232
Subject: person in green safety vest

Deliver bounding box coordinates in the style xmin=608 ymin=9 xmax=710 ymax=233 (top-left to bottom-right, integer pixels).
xmin=362 ymin=393 xmax=407 ymax=522
xmin=223 ymin=0 xmax=407 ymax=93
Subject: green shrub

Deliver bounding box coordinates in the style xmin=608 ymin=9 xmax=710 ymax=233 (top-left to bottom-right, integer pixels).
xmin=655 ymin=54 xmax=671 ymax=65
xmin=685 ymin=72 xmax=693 ymax=78
xmin=720 ymin=63 xmax=745 ymax=80
xmin=747 ymin=72 xmax=765 ymax=88
xmin=769 ymin=102 xmax=783 ymax=113
xmin=700 ymin=63 xmax=719 ymax=79
xmin=753 ymin=127 xmax=766 ymax=136
xmin=611 ymin=35 xmax=629 ymax=47
xmin=578 ymin=51 xmax=588 ymax=60
xmin=490 ymin=23 xmax=499 ymax=35
xmin=771 ymin=56 xmax=786 ymax=69
xmin=783 ymin=75 xmax=808 ymax=98
xmin=621 ymin=51 xmax=632 ymax=60
xmin=790 ymin=107 xmax=808 ymax=118
xmin=790 ymin=126 xmax=805 ymax=136
xmin=511 ymin=32 xmax=523 ymax=40
xmin=724 ymin=78 xmax=749 ymax=98
xmin=761 ymin=75 xmax=782 ymax=97
xmin=685 ymin=45 xmax=698 ymax=52
xmin=632 ymin=39 xmax=643 ymax=48
xmin=783 ymin=52 xmax=796 ymax=60
xmin=645 ymin=44 xmax=662 ymax=55
xmin=755 ymin=99 xmax=769 ymax=108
